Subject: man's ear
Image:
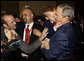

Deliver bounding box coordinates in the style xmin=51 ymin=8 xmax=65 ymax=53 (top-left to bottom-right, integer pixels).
xmin=64 ymin=16 xmax=69 ymax=21
xmin=3 ymin=24 xmax=8 ymax=28
xmin=31 ymin=14 xmax=33 ymax=18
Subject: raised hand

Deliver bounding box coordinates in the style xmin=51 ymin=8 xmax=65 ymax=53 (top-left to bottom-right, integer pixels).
xmin=10 ymin=29 xmax=18 ymax=39
xmin=4 ymin=29 xmax=18 ymax=42
xmin=33 ymin=29 xmax=42 ymax=37
xmin=39 ymin=27 xmax=48 ymax=41
xmin=4 ymin=29 xmax=13 ymax=42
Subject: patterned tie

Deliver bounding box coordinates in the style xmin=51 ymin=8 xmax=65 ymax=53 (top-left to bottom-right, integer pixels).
xmin=25 ymin=25 xmax=30 ymax=45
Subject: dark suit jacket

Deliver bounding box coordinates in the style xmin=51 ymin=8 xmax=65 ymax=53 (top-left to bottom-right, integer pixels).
xmin=42 ymin=22 xmax=76 ymax=60
xmin=43 ymin=20 xmax=55 ymax=38
xmin=15 ymin=21 xmax=44 ymax=60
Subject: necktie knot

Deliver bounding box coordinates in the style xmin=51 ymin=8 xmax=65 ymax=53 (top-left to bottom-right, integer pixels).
xmin=26 ymin=25 xmax=29 ymax=31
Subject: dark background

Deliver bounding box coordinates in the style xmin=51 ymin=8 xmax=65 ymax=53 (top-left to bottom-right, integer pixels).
xmin=1 ymin=1 xmax=83 ymax=17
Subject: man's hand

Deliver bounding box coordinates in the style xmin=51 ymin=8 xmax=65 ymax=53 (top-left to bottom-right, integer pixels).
xmin=41 ymin=38 xmax=50 ymax=50
xmin=4 ymin=29 xmax=13 ymax=42
xmin=4 ymin=29 xmax=18 ymax=42
xmin=10 ymin=29 xmax=18 ymax=39
xmin=33 ymin=29 xmax=42 ymax=37
xmin=39 ymin=28 xmax=48 ymax=41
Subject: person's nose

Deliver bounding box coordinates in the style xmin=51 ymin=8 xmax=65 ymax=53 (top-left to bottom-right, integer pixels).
xmin=23 ymin=15 xmax=27 ymax=19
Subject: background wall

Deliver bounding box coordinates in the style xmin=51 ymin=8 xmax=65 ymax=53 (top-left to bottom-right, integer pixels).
xmin=1 ymin=1 xmax=83 ymax=17
xmin=19 ymin=1 xmax=56 ymax=16
xmin=1 ymin=1 xmax=19 ymax=15
xmin=1 ymin=1 xmax=56 ymax=16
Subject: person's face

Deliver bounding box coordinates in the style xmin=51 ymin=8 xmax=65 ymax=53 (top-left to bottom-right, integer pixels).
xmin=3 ymin=15 xmax=16 ymax=30
xmin=45 ymin=12 xmax=57 ymax=22
xmin=55 ymin=7 xmax=64 ymax=23
xmin=22 ymin=9 xmax=33 ymax=24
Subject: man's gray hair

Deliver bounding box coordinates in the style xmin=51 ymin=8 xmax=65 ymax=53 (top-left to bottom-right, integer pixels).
xmin=57 ymin=4 xmax=74 ymax=21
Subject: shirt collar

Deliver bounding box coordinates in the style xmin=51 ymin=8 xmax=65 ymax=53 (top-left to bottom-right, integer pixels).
xmin=50 ymin=21 xmax=53 ymax=23
xmin=25 ymin=22 xmax=34 ymax=30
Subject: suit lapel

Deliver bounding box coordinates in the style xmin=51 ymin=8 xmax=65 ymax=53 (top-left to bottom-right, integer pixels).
xmin=21 ymin=22 xmax=25 ymax=39
xmin=16 ymin=22 xmax=25 ymax=39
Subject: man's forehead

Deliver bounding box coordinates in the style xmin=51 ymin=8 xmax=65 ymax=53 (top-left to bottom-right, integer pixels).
xmin=3 ymin=15 xmax=13 ymax=18
xmin=56 ymin=7 xmax=63 ymax=13
xmin=22 ymin=9 xmax=30 ymax=13
xmin=3 ymin=15 xmax=14 ymax=21
xmin=45 ymin=11 xmax=55 ymax=16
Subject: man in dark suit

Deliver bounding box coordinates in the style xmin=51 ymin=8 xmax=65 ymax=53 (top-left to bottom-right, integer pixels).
xmin=16 ymin=7 xmax=45 ymax=60
xmin=41 ymin=4 xmax=76 ymax=60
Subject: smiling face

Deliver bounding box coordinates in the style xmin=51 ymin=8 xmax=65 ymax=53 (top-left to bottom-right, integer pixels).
xmin=55 ymin=7 xmax=64 ymax=23
xmin=54 ymin=7 xmax=71 ymax=26
xmin=21 ymin=9 xmax=33 ymax=24
xmin=44 ymin=11 xmax=57 ymax=22
xmin=43 ymin=6 xmax=57 ymax=22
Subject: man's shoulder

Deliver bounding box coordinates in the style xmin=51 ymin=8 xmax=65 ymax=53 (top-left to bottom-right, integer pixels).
xmin=56 ymin=23 xmax=73 ymax=32
xmin=53 ymin=23 xmax=75 ymax=40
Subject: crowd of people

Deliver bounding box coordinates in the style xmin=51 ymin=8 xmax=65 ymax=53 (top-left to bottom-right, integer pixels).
xmin=1 ymin=3 xmax=83 ymax=60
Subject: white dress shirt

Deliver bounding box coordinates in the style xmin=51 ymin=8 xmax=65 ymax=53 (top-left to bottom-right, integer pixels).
xmin=21 ymin=22 xmax=34 ymax=57
xmin=23 ymin=22 xmax=34 ymax=41
xmin=50 ymin=21 xmax=57 ymax=31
